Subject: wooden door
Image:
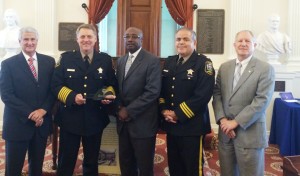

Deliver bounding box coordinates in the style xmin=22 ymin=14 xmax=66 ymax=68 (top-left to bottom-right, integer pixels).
xmin=117 ymin=0 xmax=161 ymax=56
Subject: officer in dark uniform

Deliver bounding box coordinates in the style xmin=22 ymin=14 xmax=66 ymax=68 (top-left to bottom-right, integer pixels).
xmin=159 ymin=27 xmax=215 ymax=176
xmin=51 ymin=24 xmax=117 ymax=176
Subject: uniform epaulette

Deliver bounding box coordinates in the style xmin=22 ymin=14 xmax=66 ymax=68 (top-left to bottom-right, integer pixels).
xmin=99 ymin=52 xmax=109 ymax=55
xmin=99 ymin=52 xmax=111 ymax=58
xmin=61 ymin=50 xmax=76 ymax=56
xmin=56 ymin=50 xmax=77 ymax=67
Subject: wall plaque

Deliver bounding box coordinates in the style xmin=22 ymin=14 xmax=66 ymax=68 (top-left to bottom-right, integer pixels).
xmin=196 ymin=9 xmax=225 ymax=54
xmin=275 ymin=81 xmax=285 ymax=92
xmin=58 ymin=23 xmax=83 ymax=51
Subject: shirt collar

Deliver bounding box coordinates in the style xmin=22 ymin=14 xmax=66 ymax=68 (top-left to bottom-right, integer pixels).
xmin=236 ymin=55 xmax=252 ymax=66
xmin=178 ymin=53 xmax=193 ymax=64
xmin=22 ymin=51 xmax=37 ymax=61
xmin=81 ymin=52 xmax=93 ymax=62
xmin=129 ymin=47 xmax=142 ymax=59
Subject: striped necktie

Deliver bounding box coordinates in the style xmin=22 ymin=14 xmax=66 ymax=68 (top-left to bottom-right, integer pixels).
xmin=28 ymin=57 xmax=38 ymax=80
xmin=233 ymin=62 xmax=242 ymax=89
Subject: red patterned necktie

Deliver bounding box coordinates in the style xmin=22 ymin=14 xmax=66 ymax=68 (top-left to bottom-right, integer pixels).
xmin=28 ymin=57 xmax=38 ymax=80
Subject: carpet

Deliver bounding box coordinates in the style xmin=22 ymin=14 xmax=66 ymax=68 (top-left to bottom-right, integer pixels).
xmin=0 ymin=133 xmax=284 ymax=176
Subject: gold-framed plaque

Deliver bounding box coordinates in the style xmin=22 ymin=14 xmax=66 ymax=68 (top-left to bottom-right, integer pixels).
xmin=196 ymin=9 xmax=225 ymax=54
xmin=58 ymin=22 xmax=83 ymax=51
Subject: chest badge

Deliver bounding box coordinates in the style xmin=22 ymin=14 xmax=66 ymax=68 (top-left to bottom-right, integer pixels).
xmin=97 ymin=67 xmax=103 ymax=74
xmin=187 ymin=69 xmax=194 ymax=79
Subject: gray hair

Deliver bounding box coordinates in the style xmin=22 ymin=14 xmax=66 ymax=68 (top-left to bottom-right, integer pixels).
xmin=235 ymin=30 xmax=256 ymax=42
xmin=18 ymin=27 xmax=39 ymax=41
xmin=176 ymin=27 xmax=197 ymax=42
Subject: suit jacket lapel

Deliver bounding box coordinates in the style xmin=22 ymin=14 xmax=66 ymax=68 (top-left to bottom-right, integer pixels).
xmin=231 ymin=57 xmax=256 ymax=95
xmin=18 ymin=53 xmax=38 ymax=83
xmin=118 ymin=55 xmax=126 ymax=80
xmin=227 ymin=60 xmax=236 ymax=93
xmin=124 ymin=49 xmax=143 ymax=79
xmin=37 ymin=53 xmax=45 ymax=82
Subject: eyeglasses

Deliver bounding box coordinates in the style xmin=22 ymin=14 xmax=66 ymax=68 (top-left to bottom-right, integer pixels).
xmin=123 ymin=35 xmax=141 ymax=39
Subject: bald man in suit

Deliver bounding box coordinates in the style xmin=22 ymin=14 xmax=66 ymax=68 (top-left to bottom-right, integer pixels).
xmin=213 ymin=30 xmax=275 ymax=176
xmin=116 ymin=27 xmax=161 ymax=176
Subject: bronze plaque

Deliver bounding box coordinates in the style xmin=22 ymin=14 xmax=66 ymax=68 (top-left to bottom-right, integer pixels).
xmin=196 ymin=9 xmax=224 ymax=54
xmin=58 ymin=23 xmax=83 ymax=51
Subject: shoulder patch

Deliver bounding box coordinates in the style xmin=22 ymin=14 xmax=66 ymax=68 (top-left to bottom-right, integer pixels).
xmin=205 ymin=61 xmax=214 ymax=75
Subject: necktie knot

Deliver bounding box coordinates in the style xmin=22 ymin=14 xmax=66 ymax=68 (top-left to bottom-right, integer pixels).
xmin=28 ymin=57 xmax=34 ymax=63
xmin=177 ymin=57 xmax=184 ymax=65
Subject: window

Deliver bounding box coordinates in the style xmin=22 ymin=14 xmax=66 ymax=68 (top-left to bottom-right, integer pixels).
xmin=97 ymin=0 xmax=117 ymax=56
xmin=160 ymin=0 xmax=179 ymax=57
xmin=97 ymin=0 xmax=179 ymax=57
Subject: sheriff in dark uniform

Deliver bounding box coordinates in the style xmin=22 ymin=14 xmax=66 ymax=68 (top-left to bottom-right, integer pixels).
xmin=51 ymin=24 xmax=117 ymax=176
xmin=159 ymin=28 xmax=215 ymax=176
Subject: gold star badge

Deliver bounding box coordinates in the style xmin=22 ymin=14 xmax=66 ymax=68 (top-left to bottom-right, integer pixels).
xmin=97 ymin=67 xmax=103 ymax=74
xmin=187 ymin=69 xmax=194 ymax=75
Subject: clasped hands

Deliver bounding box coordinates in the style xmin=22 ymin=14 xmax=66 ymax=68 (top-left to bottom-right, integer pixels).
xmin=219 ymin=118 xmax=239 ymax=138
xmin=75 ymin=94 xmax=116 ymax=105
xmin=162 ymin=110 xmax=177 ymax=123
xmin=117 ymin=106 xmax=131 ymax=122
xmin=28 ymin=109 xmax=46 ymax=127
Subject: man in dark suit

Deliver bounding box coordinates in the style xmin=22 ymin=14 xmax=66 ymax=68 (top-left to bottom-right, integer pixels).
xmin=213 ymin=30 xmax=275 ymax=175
xmin=116 ymin=27 xmax=161 ymax=176
xmin=0 ymin=27 xmax=55 ymax=176
xmin=51 ymin=24 xmax=117 ymax=176
xmin=159 ymin=27 xmax=215 ymax=176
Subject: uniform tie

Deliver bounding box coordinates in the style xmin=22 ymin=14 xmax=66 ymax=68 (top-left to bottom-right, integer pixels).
xmin=177 ymin=57 xmax=184 ymax=66
xmin=233 ymin=62 xmax=242 ymax=89
xmin=84 ymin=55 xmax=90 ymax=69
xmin=28 ymin=57 xmax=38 ymax=80
xmin=125 ymin=54 xmax=134 ymax=76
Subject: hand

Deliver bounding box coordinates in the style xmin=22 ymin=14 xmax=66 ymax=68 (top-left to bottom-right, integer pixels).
xmin=220 ymin=118 xmax=238 ymax=135
xmin=101 ymin=95 xmax=116 ymax=104
xmin=118 ymin=107 xmax=130 ymax=121
xmin=28 ymin=109 xmax=46 ymax=127
xmin=75 ymin=94 xmax=86 ymax=105
xmin=162 ymin=110 xmax=177 ymax=123
xmin=226 ymin=130 xmax=236 ymax=139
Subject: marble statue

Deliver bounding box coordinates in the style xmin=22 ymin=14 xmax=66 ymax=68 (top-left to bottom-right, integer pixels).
xmin=256 ymin=14 xmax=292 ymax=64
xmin=0 ymin=9 xmax=21 ymax=60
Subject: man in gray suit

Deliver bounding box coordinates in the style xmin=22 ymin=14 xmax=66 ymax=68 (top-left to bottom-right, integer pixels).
xmin=213 ymin=30 xmax=275 ymax=176
xmin=116 ymin=27 xmax=161 ymax=176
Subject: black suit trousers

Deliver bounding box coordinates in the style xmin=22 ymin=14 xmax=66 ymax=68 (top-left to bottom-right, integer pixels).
xmin=57 ymin=129 xmax=102 ymax=176
xmin=5 ymin=130 xmax=47 ymax=176
xmin=118 ymin=123 xmax=156 ymax=176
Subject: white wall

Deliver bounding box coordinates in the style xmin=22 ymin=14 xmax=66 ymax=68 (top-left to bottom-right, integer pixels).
xmin=0 ymin=0 xmax=299 ymax=136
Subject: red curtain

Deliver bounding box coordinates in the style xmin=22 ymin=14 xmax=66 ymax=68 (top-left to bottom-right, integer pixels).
xmin=88 ymin=0 xmax=115 ymax=52
xmin=165 ymin=0 xmax=194 ymax=28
